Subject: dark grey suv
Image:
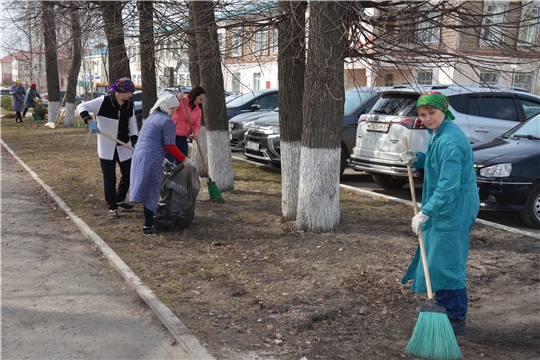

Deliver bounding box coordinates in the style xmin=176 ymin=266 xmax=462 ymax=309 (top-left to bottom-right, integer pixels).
xmin=243 ymin=87 xmax=383 ymax=175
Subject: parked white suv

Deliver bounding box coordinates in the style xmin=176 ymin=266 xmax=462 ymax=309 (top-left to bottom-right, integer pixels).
xmin=348 ymin=84 xmax=540 ymax=189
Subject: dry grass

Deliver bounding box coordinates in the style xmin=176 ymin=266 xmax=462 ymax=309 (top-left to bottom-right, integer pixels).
xmin=2 ymin=114 xmax=538 ymax=360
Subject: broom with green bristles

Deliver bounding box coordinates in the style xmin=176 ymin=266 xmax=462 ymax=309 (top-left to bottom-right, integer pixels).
xmin=179 ymin=89 xmax=224 ymax=201
xmin=403 ymin=138 xmax=462 ymax=360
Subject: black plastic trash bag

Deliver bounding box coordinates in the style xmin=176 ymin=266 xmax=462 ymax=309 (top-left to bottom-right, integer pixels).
xmin=153 ymin=160 xmax=200 ymax=231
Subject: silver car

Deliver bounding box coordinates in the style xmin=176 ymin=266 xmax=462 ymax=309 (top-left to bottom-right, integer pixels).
xmin=348 ymin=84 xmax=540 ymax=189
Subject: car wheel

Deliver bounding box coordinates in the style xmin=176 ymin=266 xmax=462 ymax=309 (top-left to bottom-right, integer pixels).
xmin=519 ymin=182 xmax=540 ymax=229
xmin=340 ymin=147 xmax=347 ymax=177
xmin=371 ymin=173 xmax=407 ymax=189
xmin=136 ymin=112 xmax=142 ymax=130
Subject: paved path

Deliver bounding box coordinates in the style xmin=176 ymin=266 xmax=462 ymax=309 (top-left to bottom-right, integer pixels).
xmin=1 ymin=147 xmax=212 ymax=359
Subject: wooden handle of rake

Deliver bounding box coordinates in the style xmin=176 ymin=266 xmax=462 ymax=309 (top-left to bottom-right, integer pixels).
xmin=178 ymin=90 xmax=210 ymax=179
xmin=404 ymin=137 xmax=435 ymax=301
xmin=101 ymin=131 xmax=134 ymax=151
xmin=54 ymin=95 xmax=67 ymax=126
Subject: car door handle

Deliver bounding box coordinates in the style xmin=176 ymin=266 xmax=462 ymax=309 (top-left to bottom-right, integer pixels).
xmin=474 ymin=128 xmax=489 ymax=133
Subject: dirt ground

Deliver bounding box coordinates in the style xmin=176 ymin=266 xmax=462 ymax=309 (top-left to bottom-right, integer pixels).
xmin=1 ymin=120 xmax=539 ymax=360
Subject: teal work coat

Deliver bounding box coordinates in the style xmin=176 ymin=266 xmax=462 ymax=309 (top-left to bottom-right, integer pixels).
xmin=402 ymin=119 xmax=479 ymax=293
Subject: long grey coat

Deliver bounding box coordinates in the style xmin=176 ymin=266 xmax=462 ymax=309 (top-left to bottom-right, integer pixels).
xmin=11 ymin=84 xmax=26 ymax=111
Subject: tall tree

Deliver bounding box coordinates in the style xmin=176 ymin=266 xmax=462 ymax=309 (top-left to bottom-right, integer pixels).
xmin=63 ymin=3 xmax=82 ymax=127
xmin=99 ymin=1 xmax=130 ymax=82
xmin=190 ymin=0 xmax=234 ymax=192
xmin=42 ymin=1 xmax=61 ymax=124
xmin=296 ymin=1 xmax=349 ymax=232
xmin=138 ymin=0 xmax=157 ymax=123
xmin=278 ymin=1 xmax=307 ymax=220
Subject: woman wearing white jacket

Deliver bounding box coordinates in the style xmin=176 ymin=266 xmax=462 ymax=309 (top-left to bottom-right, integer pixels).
xmin=77 ymin=77 xmax=139 ymax=219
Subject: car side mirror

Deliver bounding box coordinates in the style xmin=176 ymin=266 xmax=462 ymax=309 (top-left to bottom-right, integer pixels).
xmin=250 ymin=104 xmax=260 ymax=112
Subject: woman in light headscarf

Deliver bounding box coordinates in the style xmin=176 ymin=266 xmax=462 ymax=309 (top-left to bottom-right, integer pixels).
xmin=130 ymin=94 xmax=194 ymax=234
xmin=400 ymin=91 xmax=479 ymax=335
xmin=11 ymin=79 xmax=26 ymax=123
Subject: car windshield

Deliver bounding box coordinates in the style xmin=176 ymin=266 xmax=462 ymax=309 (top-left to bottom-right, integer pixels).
xmin=227 ymin=92 xmax=257 ymax=107
xmin=507 ymin=114 xmax=540 ymax=139
xmin=370 ymin=93 xmax=418 ymax=116
xmin=344 ymin=89 xmax=376 ymax=115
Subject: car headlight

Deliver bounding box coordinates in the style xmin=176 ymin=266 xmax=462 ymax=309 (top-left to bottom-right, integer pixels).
xmin=479 ymin=163 xmax=512 ymax=177
xmin=242 ymin=121 xmax=256 ymax=130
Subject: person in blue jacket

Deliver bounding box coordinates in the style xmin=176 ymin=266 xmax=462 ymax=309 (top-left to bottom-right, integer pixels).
xmin=400 ymin=91 xmax=479 ymax=335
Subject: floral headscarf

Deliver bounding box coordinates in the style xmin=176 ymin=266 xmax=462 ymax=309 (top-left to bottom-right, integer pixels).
xmin=109 ymin=77 xmax=135 ymax=93
xmin=416 ymin=91 xmax=455 ymax=121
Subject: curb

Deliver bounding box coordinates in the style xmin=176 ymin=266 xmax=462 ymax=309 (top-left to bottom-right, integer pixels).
xmin=1 ymin=140 xmax=216 ymax=360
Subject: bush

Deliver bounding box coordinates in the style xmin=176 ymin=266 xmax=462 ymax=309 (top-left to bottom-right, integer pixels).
xmin=1 ymin=95 xmax=12 ymax=110
xmin=33 ymin=102 xmax=47 ymax=120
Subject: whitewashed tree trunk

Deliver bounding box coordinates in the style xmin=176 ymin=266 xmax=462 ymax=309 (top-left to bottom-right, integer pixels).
xmin=296 ymin=147 xmax=341 ymax=232
xmin=63 ymin=103 xmax=76 ymax=126
xmin=206 ymin=130 xmax=234 ymax=191
xmin=48 ymin=102 xmax=61 ymax=124
xmin=281 ymin=141 xmax=301 ymax=220
xmin=191 ymin=0 xmax=234 ymax=192
xmin=296 ymin=1 xmax=348 ymax=232
xmin=278 ymin=1 xmax=307 ymax=220
xmin=191 ymin=125 xmax=209 ymax=179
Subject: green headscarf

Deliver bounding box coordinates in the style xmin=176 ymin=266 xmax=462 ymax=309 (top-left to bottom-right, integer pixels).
xmin=416 ymin=91 xmax=455 ymax=121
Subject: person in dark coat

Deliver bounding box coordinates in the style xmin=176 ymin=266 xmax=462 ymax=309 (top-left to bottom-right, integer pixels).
xmin=11 ymin=79 xmax=26 ymax=123
xmin=130 ymin=94 xmax=194 ymax=234
xmin=23 ymin=82 xmax=41 ymax=118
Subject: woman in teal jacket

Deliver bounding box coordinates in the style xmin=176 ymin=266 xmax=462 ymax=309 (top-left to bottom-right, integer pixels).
xmin=401 ymin=91 xmax=479 ymax=335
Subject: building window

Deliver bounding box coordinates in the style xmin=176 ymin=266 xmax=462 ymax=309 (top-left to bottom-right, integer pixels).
xmin=254 ymin=27 xmax=268 ymax=55
xmin=384 ymin=73 xmax=394 ymax=87
xmin=418 ymin=6 xmax=440 ymax=44
xmin=253 ymin=73 xmax=261 ymax=90
xmin=232 ymin=73 xmax=241 ymax=94
xmin=513 ymin=73 xmax=534 ymax=92
xmin=417 ymin=70 xmax=433 ymax=85
xmin=481 ymin=2 xmax=507 ymax=45
xmin=479 ymin=71 xmax=499 ymax=85
xmin=218 ymin=31 xmax=225 ymax=53
xmin=272 ymin=27 xmax=278 ymax=54
xmin=231 ymin=29 xmax=243 ymax=57
xmin=518 ymin=6 xmax=539 ymax=46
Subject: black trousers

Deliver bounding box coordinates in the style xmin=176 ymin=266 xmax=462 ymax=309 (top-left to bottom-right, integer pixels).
xmin=99 ymin=148 xmax=131 ymax=210
xmin=143 ymin=206 xmax=154 ymax=228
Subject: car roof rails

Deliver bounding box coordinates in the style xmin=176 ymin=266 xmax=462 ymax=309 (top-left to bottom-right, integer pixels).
xmin=427 ymin=83 xmax=530 ymax=93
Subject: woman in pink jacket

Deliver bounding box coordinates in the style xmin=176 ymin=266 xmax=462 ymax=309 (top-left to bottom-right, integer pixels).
xmin=165 ymin=86 xmax=207 ymax=165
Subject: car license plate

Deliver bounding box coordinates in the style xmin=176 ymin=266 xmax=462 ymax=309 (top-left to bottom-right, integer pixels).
xmin=366 ymin=122 xmax=390 ymax=133
xmin=229 ymin=133 xmax=233 ymax=140
xmin=245 ymin=141 xmax=260 ymax=151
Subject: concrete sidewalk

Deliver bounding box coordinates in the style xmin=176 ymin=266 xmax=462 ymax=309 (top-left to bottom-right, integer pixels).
xmin=1 ymin=145 xmax=214 ymax=359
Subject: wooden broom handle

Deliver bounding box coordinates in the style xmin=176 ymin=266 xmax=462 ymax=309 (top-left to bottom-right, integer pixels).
xmin=404 ymin=137 xmax=434 ymax=301
xmin=100 ymin=131 xmax=134 ymax=151
xmin=179 ymin=91 xmax=210 ymax=177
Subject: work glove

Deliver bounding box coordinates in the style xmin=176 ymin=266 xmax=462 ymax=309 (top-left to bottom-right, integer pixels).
xmin=182 ymin=158 xmax=194 ymax=167
xmin=162 ymin=158 xmax=171 ymax=167
xmin=89 ymin=121 xmax=100 ymax=134
xmin=411 ymin=211 xmax=430 ymax=235
xmin=401 ymin=150 xmax=418 ymax=165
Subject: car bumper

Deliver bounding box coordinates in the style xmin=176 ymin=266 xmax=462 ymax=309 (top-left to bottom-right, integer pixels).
xmin=229 ymin=129 xmax=247 ymax=150
xmin=477 ymin=179 xmax=531 ymax=212
xmin=243 ymin=133 xmax=280 ymax=165
xmin=348 ymin=155 xmax=422 ymax=178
